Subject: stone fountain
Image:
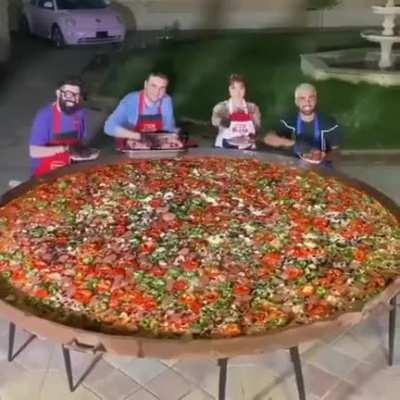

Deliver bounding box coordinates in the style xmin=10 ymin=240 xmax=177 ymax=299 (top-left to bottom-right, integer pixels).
xmin=301 ymin=0 xmax=400 ymax=86
xmin=361 ymin=0 xmax=400 ymax=69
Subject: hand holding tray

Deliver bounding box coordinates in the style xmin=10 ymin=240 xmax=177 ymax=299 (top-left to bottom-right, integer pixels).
xmin=299 ymin=149 xmax=325 ymax=164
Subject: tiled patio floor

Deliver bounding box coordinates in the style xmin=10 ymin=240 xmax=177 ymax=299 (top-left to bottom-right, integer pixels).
xmin=1 ymin=305 xmax=400 ymax=400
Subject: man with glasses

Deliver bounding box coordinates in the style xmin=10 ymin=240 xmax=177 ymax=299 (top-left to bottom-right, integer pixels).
xmin=29 ymin=76 xmax=93 ymax=176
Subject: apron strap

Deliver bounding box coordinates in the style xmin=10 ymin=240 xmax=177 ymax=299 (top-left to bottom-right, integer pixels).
xmin=139 ymin=91 xmax=163 ymax=117
xmin=52 ymin=103 xmax=61 ymax=134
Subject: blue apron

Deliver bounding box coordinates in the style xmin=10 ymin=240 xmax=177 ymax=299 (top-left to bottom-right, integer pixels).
xmin=294 ymin=114 xmax=332 ymax=168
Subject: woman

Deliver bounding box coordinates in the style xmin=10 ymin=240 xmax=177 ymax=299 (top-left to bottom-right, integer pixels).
xmin=212 ymin=74 xmax=261 ymax=150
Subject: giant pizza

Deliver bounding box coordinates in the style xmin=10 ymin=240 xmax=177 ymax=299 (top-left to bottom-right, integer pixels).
xmin=0 ymin=156 xmax=399 ymax=340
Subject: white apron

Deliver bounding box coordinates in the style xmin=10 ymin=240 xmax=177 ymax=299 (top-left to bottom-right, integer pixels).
xmin=215 ymin=99 xmax=256 ymax=149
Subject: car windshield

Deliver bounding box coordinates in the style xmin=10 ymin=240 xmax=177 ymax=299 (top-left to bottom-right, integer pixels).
xmin=56 ymin=0 xmax=108 ymax=9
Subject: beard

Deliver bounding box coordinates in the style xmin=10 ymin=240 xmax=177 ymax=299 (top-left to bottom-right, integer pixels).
xmin=299 ymin=105 xmax=316 ymax=116
xmin=59 ymin=99 xmax=81 ymax=115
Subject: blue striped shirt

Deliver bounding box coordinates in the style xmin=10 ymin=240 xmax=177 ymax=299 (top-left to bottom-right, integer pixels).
xmin=104 ymin=91 xmax=176 ymax=136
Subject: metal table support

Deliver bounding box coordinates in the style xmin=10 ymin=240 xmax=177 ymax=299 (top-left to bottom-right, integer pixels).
xmin=290 ymin=346 xmax=306 ymax=400
xmin=7 ymin=323 xmax=102 ymax=392
xmin=7 ymin=327 xmax=307 ymax=399
xmin=389 ymin=295 xmax=397 ymax=366
xmin=7 ymin=322 xmax=36 ymax=362
xmin=218 ymin=358 xmax=228 ymax=400
xmin=217 ymin=347 xmax=306 ymax=400
xmin=61 ymin=345 xmax=103 ymax=392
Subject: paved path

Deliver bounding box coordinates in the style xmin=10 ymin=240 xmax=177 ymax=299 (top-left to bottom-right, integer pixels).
xmin=0 ymin=34 xmax=109 ymax=192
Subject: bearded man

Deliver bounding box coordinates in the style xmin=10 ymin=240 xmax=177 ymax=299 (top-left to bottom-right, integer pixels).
xmin=29 ymin=77 xmax=91 ymax=176
xmin=264 ymin=83 xmax=342 ymax=166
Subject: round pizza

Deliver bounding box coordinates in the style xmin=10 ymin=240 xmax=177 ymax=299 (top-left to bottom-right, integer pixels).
xmin=0 ymin=157 xmax=399 ymax=338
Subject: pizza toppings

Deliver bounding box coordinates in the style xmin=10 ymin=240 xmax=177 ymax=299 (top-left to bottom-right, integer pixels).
xmin=0 ymin=157 xmax=399 ymax=338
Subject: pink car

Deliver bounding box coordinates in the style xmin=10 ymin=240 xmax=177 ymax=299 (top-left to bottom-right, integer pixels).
xmin=21 ymin=0 xmax=126 ymax=47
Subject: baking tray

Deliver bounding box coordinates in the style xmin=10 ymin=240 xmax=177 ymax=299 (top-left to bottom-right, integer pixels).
xmin=0 ymin=148 xmax=398 ymax=359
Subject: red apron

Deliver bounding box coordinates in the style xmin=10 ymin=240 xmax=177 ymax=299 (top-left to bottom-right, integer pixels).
xmin=230 ymin=110 xmax=253 ymax=124
xmin=116 ymin=91 xmax=163 ymax=149
xmin=216 ymin=100 xmax=256 ymax=149
xmin=34 ymin=104 xmax=81 ymax=177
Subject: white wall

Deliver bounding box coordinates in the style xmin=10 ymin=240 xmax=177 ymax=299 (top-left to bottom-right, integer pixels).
xmin=6 ymin=0 xmax=387 ymax=32
xmin=111 ymin=0 xmax=384 ymax=30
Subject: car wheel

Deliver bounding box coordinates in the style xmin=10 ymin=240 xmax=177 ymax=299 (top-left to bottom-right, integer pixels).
xmin=51 ymin=25 xmax=65 ymax=49
xmin=19 ymin=16 xmax=31 ymax=36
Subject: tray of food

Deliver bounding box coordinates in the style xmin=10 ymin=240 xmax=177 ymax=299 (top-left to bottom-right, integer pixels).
xmin=69 ymin=146 xmax=100 ymax=162
xmin=299 ymin=149 xmax=325 ymax=164
xmin=225 ymin=135 xmax=256 ymax=149
xmin=0 ymin=150 xmax=398 ymax=358
xmin=117 ymin=133 xmax=185 ymax=151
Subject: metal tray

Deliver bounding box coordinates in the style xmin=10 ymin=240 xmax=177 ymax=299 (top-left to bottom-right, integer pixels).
xmin=0 ymin=148 xmax=399 ymax=359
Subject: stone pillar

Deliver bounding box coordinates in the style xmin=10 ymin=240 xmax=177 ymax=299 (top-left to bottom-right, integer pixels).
xmin=0 ymin=0 xmax=10 ymax=63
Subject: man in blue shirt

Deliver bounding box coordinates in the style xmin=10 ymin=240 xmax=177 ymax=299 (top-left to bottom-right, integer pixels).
xmin=264 ymin=83 xmax=342 ymax=166
xmin=104 ymin=72 xmax=181 ymax=149
xmin=29 ymin=77 xmax=91 ymax=176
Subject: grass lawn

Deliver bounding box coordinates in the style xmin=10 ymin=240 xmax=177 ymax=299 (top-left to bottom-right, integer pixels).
xmin=97 ymin=30 xmax=400 ymax=149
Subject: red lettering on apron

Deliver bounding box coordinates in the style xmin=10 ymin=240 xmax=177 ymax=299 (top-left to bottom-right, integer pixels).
xmin=218 ymin=100 xmax=255 ymax=149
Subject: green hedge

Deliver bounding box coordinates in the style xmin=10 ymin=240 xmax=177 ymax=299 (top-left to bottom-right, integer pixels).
xmin=100 ymin=31 xmax=400 ymax=149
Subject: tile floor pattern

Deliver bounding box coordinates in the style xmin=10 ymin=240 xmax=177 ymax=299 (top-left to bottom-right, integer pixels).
xmin=0 ymin=307 xmax=400 ymax=400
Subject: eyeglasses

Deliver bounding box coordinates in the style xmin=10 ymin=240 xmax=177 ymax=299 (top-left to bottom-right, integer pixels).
xmin=60 ymin=89 xmax=80 ymax=99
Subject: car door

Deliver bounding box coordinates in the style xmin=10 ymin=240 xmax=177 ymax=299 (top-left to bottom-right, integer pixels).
xmin=35 ymin=0 xmax=56 ymax=38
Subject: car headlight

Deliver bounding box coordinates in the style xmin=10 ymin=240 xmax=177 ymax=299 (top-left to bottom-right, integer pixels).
xmin=64 ymin=17 xmax=76 ymax=27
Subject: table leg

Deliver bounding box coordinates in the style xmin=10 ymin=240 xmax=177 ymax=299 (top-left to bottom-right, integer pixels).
xmin=218 ymin=358 xmax=228 ymax=400
xmin=62 ymin=345 xmax=74 ymax=391
xmin=61 ymin=345 xmax=103 ymax=392
xmin=8 ymin=322 xmax=16 ymax=362
xmin=389 ymin=295 xmax=397 ymax=366
xmin=7 ymin=322 xmax=36 ymax=362
xmin=290 ymin=346 xmax=306 ymax=400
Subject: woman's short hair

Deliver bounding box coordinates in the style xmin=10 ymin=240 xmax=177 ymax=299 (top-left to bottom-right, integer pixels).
xmin=229 ymin=73 xmax=246 ymax=88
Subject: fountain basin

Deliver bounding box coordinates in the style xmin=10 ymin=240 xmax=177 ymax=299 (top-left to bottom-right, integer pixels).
xmin=372 ymin=5 xmax=400 ymax=15
xmin=361 ymin=30 xmax=400 ymax=43
xmin=301 ymin=48 xmax=400 ymax=86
